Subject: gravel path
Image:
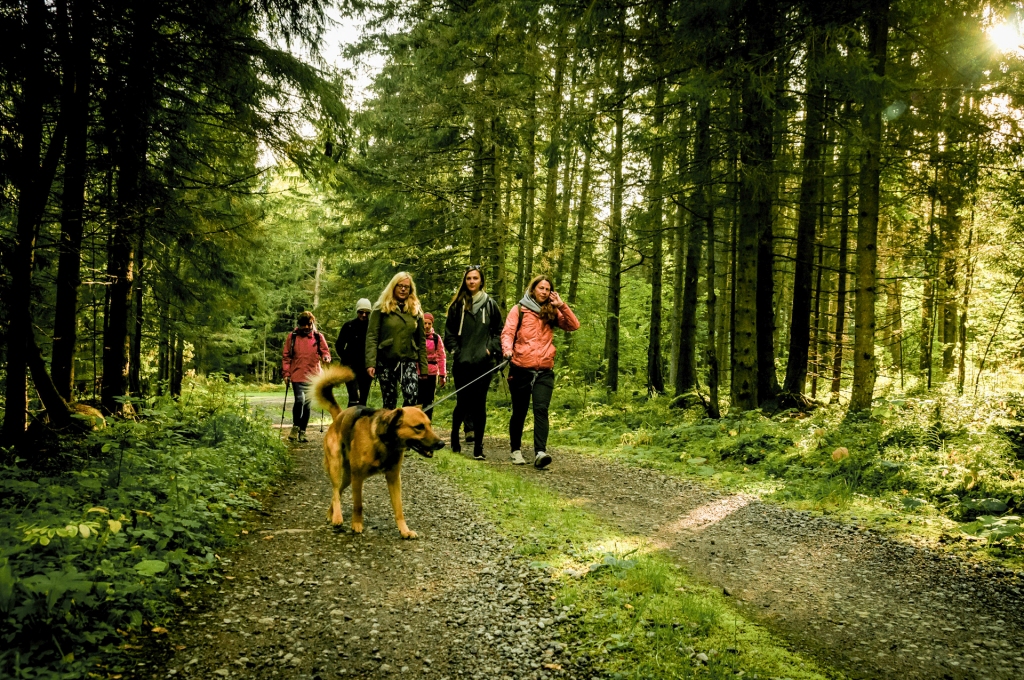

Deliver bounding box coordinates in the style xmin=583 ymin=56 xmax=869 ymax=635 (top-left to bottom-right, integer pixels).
xmin=143 ymin=395 xmax=1024 ymax=680
xmin=485 ymin=441 xmax=1024 ymax=680
xmin=146 ymin=425 xmax=589 ymax=680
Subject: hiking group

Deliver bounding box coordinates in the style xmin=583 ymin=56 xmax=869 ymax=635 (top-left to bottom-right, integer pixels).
xmin=282 ymin=267 xmax=579 ymax=468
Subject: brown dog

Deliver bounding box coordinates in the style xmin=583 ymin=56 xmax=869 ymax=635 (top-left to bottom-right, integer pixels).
xmin=309 ymin=366 xmax=445 ymax=538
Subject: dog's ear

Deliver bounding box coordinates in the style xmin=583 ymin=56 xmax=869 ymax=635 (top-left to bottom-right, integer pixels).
xmin=377 ymin=408 xmax=403 ymax=439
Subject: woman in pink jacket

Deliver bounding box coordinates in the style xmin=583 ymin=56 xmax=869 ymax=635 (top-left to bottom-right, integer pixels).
xmin=418 ymin=312 xmax=447 ymax=416
xmin=282 ymin=311 xmax=331 ymax=442
xmin=501 ymin=275 xmax=579 ymax=468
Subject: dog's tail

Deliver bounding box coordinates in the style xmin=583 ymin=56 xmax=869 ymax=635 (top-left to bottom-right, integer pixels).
xmin=307 ymin=365 xmax=355 ymax=419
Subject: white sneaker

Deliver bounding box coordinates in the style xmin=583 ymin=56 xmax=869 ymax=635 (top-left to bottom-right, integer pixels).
xmin=533 ymin=451 xmax=552 ymax=469
xmin=510 ymin=450 xmax=526 ymax=465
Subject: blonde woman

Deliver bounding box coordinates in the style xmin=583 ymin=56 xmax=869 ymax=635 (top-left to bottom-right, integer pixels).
xmin=365 ymin=272 xmax=428 ymax=409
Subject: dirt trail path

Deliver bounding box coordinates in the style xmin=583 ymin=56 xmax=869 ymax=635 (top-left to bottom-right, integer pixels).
xmin=481 ymin=439 xmax=1024 ymax=680
xmin=149 ymin=412 xmax=587 ymax=680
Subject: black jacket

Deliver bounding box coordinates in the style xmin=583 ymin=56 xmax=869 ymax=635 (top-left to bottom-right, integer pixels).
xmin=336 ymin=317 xmax=369 ymax=369
xmin=444 ymin=295 xmax=503 ymax=368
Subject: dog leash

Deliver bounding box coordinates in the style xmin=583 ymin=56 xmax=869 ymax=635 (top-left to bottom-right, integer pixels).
xmin=423 ymin=360 xmax=509 ymax=413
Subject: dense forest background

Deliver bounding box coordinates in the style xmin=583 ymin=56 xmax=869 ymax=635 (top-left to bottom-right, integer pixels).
xmin=5 ymin=0 xmax=1024 ymax=441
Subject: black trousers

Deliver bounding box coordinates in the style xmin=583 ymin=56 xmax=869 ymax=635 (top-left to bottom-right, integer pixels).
xmin=418 ymin=375 xmax=437 ymax=413
xmin=345 ymin=370 xmax=372 ymax=407
xmin=291 ymin=381 xmax=311 ymax=431
xmin=508 ymin=364 xmax=555 ymax=453
xmin=451 ymin=362 xmax=492 ymax=454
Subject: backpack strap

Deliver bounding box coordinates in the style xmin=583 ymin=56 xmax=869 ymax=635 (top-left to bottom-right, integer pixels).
xmin=511 ymin=305 xmax=525 ymax=353
xmin=289 ymin=330 xmax=324 ymax=360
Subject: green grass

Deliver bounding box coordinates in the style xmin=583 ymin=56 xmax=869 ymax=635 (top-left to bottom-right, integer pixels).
xmin=430 ymin=452 xmax=840 ymax=680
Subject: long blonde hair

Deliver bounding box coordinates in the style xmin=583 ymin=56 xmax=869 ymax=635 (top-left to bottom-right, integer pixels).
xmin=376 ymin=272 xmax=423 ymax=316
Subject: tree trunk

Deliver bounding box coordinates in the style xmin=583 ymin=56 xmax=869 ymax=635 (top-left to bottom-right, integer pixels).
xmin=540 ymin=44 xmax=565 ymax=263
xmin=157 ymin=293 xmax=170 ymax=394
xmin=605 ymin=15 xmax=625 ymax=392
xmin=3 ymin=0 xmax=59 ymax=443
xmin=646 ymin=65 xmax=667 ymax=395
xmin=671 ymin=123 xmax=691 ymax=387
xmin=516 ymin=171 xmax=527 ymax=295
xmin=524 ymin=88 xmax=537 ymax=277
xmin=171 ymin=328 xmax=184 ymax=397
xmin=732 ymin=0 xmax=778 ymax=411
xmin=51 ymin=0 xmax=93 ymax=402
xmin=469 ymin=83 xmax=485 ymax=264
xmin=555 ymin=65 xmax=577 ymax=289
xmin=102 ymin=2 xmax=155 ymax=414
xmin=783 ymin=29 xmax=827 ymax=395
xmin=677 ymin=100 xmax=709 ymax=394
xmin=128 ymin=227 xmax=145 ymax=396
xmin=941 ymin=202 xmax=961 ymax=373
xmin=957 ymin=219 xmax=974 ymax=394
xmin=567 ymin=133 xmax=592 ymax=307
xmin=810 ymin=241 xmax=825 ymax=398
xmin=850 ymin=0 xmax=890 ymax=411
xmin=705 ymin=163 xmax=721 ymax=419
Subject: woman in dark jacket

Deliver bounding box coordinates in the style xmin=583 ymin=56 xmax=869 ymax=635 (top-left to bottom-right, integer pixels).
xmin=366 ymin=272 xmax=428 ymax=409
xmin=444 ymin=265 xmax=503 ymax=459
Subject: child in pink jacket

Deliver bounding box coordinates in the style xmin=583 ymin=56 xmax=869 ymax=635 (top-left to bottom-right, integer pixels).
xmin=500 ymin=275 xmax=579 ymax=469
xmin=419 ymin=312 xmax=446 ymax=416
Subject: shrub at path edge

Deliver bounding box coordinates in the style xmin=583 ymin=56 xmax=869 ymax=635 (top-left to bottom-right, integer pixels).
xmin=0 ymin=379 xmax=289 ymax=679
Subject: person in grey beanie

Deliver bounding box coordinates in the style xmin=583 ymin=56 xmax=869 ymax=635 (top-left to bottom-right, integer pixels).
xmin=335 ymin=298 xmax=373 ymax=406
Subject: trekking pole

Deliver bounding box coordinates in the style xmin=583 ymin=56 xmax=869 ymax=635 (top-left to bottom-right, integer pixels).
xmin=320 ymin=409 xmax=325 ymax=433
xmin=279 ymin=379 xmax=290 ymax=440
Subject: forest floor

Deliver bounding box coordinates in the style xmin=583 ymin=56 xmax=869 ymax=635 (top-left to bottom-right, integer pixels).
xmin=144 ymin=395 xmax=1024 ymax=680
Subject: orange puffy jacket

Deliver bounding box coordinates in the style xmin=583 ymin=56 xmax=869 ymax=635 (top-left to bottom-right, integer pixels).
xmin=500 ymin=304 xmax=579 ymax=370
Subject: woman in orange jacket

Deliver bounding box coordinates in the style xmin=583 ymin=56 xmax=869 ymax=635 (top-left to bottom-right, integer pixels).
xmin=500 ymin=275 xmax=579 ymax=468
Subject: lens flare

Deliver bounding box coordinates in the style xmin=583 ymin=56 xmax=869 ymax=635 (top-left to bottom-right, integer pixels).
xmin=990 ymin=20 xmax=1024 ymax=56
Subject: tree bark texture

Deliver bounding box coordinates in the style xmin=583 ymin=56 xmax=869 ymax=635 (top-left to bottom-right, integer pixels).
xmin=604 ymin=16 xmax=625 ymax=391
xmin=51 ymin=0 xmax=93 ymax=402
xmin=540 ymin=45 xmax=565 ymax=263
xmin=4 ymin=0 xmax=54 ymax=443
xmin=850 ymin=0 xmax=890 ymax=411
xmin=101 ymin=1 xmax=156 ymax=413
xmin=732 ymin=0 xmax=778 ymax=411
xmin=783 ymin=29 xmax=827 ymax=395
xmin=677 ymin=100 xmax=709 ymax=395
xmin=647 ymin=72 xmax=667 ymax=395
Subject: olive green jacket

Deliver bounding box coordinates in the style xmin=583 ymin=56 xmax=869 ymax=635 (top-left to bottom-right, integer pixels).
xmin=365 ymin=304 xmax=428 ymax=374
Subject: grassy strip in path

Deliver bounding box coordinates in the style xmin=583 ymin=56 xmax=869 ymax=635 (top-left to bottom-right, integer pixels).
xmin=429 ymin=452 xmax=840 ymax=680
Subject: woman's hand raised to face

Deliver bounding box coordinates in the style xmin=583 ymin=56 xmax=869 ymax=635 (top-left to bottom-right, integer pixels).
xmin=549 ymin=291 xmax=564 ymax=308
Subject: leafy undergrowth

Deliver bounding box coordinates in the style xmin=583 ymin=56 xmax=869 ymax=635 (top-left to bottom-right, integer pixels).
xmin=432 ymin=452 xmax=838 ymax=680
xmin=453 ymin=371 xmax=1024 ymax=569
xmin=0 ymin=378 xmax=289 ymax=679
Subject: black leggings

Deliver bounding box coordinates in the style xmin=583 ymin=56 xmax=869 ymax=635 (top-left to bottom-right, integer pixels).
xmin=418 ymin=375 xmax=437 ymax=413
xmin=291 ymin=381 xmax=311 ymax=431
xmin=345 ymin=370 xmax=372 ymax=407
xmin=452 ymin=362 xmax=492 ymax=454
xmin=508 ymin=365 xmax=555 ymax=453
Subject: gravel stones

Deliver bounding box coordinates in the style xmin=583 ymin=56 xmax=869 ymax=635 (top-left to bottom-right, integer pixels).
xmin=148 ymin=427 xmax=584 ymax=680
